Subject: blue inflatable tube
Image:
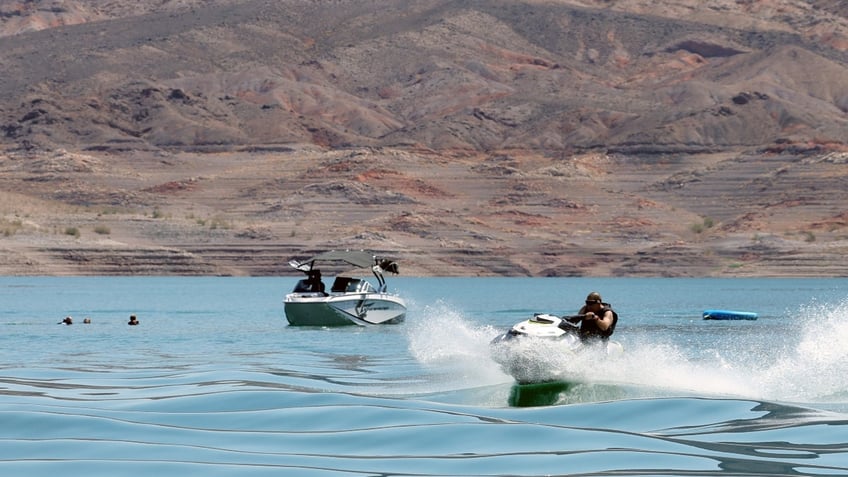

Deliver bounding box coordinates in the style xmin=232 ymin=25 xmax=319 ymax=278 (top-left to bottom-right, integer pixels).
xmin=703 ymin=309 xmax=758 ymax=320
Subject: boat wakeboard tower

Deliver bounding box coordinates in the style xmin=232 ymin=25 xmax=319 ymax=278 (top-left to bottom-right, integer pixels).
xmin=289 ymin=255 xmax=399 ymax=292
xmin=372 ymin=258 xmax=399 ymax=292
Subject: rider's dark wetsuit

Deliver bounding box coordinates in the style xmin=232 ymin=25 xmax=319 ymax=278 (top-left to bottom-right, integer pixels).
xmin=577 ymin=303 xmax=618 ymax=342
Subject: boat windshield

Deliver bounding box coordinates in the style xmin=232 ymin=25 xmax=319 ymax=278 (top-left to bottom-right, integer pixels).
xmin=330 ymin=277 xmax=376 ymax=293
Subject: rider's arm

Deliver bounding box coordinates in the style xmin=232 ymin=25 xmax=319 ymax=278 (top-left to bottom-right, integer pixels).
xmin=567 ymin=305 xmax=589 ymax=323
xmin=584 ymin=309 xmax=614 ymax=331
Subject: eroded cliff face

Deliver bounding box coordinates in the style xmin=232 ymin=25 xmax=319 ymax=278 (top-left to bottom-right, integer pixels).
xmin=2 ymin=145 xmax=846 ymax=277
xmin=1 ymin=1 xmax=847 ymax=276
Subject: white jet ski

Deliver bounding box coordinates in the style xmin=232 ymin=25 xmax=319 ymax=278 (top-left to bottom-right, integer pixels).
xmin=490 ymin=313 xmax=623 ymax=385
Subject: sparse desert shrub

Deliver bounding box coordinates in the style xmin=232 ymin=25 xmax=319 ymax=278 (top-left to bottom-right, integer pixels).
xmin=209 ymin=216 xmax=231 ymax=230
xmin=94 ymin=225 xmax=111 ymax=235
xmin=1 ymin=219 xmax=22 ymax=236
xmin=65 ymin=227 xmax=80 ymax=238
xmin=98 ymin=207 xmax=122 ymax=216
xmin=691 ymin=217 xmax=714 ymax=234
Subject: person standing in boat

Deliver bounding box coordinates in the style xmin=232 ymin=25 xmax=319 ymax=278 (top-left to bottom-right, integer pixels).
xmin=306 ymin=270 xmax=327 ymax=295
xmin=566 ymin=292 xmax=618 ymax=342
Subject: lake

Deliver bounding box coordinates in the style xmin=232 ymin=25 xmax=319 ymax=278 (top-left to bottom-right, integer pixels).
xmin=1 ymin=276 xmax=847 ymax=476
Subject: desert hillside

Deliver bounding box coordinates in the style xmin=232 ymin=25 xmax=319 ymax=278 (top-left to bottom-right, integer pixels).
xmin=1 ymin=0 xmax=847 ymax=277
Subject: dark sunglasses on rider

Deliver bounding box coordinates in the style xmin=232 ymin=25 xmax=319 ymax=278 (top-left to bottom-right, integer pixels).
xmin=585 ymin=300 xmax=600 ymax=305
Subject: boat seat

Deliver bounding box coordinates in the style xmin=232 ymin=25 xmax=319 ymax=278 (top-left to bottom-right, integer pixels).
xmin=293 ymin=279 xmax=311 ymax=293
xmin=330 ymin=277 xmax=350 ymax=292
xmin=293 ymin=279 xmax=327 ymax=295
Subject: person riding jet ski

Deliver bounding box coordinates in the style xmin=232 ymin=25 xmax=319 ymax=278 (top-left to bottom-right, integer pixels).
xmin=563 ymin=292 xmax=618 ymax=342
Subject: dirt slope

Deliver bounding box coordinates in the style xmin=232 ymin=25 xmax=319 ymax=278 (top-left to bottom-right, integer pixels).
xmin=1 ymin=0 xmax=846 ymax=276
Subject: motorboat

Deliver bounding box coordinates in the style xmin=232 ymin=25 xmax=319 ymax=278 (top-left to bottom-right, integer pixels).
xmin=490 ymin=313 xmax=623 ymax=384
xmin=283 ymin=250 xmax=406 ymax=326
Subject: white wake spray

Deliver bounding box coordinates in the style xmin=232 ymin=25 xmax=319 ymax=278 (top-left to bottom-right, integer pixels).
xmin=404 ymin=297 xmax=848 ymax=407
xmin=405 ymin=300 xmax=512 ymax=387
xmin=756 ymin=297 xmax=848 ymax=403
xmin=576 ymin=298 xmax=848 ymax=404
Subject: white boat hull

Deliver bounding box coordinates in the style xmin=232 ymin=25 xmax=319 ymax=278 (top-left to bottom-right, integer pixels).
xmin=284 ymin=293 xmax=406 ymax=326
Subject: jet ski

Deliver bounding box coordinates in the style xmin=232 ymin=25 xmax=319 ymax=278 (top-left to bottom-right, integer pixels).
xmin=490 ymin=313 xmax=623 ymax=385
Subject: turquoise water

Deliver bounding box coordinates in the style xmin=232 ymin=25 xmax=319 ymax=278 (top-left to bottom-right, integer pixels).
xmin=1 ymin=277 xmax=847 ymax=475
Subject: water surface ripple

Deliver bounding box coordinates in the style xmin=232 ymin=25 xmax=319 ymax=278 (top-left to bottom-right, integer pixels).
xmin=1 ymin=277 xmax=846 ymax=476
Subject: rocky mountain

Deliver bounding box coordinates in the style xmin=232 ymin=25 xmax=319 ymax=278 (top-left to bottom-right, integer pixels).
xmin=1 ymin=0 xmax=847 ymax=277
